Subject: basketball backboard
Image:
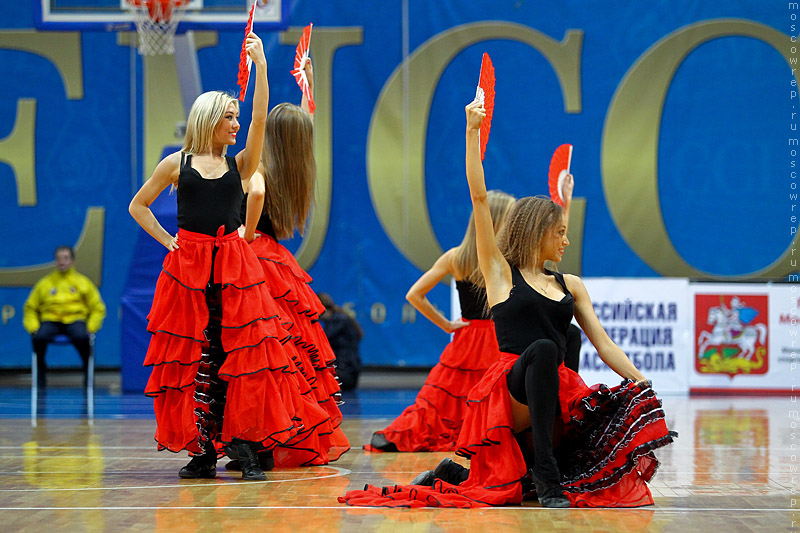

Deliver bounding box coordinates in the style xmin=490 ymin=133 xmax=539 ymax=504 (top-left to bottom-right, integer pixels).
xmin=35 ymin=0 xmax=288 ymax=32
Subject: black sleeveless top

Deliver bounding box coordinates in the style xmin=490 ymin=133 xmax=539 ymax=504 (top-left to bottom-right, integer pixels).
xmin=491 ymin=266 xmax=574 ymax=356
xmin=240 ymin=194 xmax=277 ymax=239
xmin=456 ymin=280 xmax=490 ymax=320
xmin=177 ymin=153 xmax=243 ymax=236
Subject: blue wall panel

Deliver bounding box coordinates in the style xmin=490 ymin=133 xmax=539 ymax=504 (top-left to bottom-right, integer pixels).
xmin=0 ymin=1 xmax=792 ymax=373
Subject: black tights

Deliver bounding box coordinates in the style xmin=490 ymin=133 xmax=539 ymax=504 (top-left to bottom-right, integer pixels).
xmin=193 ymin=279 xmax=228 ymax=456
xmin=564 ymin=324 xmax=581 ymax=373
xmin=506 ymin=339 xmax=561 ymax=486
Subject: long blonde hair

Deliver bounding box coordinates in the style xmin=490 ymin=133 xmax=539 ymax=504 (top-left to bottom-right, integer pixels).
xmin=183 ymin=91 xmax=238 ymax=155
xmin=497 ymin=196 xmax=563 ymax=270
xmin=260 ymin=103 xmax=316 ymax=240
xmin=452 ymin=190 xmax=515 ymax=286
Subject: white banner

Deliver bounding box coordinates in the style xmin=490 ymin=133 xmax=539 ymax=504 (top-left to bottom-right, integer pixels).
xmin=689 ymin=283 xmax=797 ymax=392
xmin=577 ymin=278 xmax=692 ymax=394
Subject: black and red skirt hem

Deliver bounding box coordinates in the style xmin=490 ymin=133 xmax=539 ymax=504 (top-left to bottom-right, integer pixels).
xmin=144 ymin=228 xmax=332 ymax=456
xmin=340 ymin=352 xmax=675 ymax=508
xmin=249 ymin=234 xmax=349 ymax=465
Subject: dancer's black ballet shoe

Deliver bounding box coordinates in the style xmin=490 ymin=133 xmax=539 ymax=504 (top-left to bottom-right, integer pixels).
xmin=369 ymin=432 xmax=399 ymax=452
xmin=178 ymin=453 xmax=217 ymax=479
xmin=409 ymin=470 xmax=435 ymax=486
xmin=433 ymin=457 xmax=469 ymax=485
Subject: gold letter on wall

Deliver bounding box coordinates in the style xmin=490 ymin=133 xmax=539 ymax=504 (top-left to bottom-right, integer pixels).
xmin=0 ymin=31 xmax=106 ymax=286
xmin=602 ymin=19 xmax=798 ymax=279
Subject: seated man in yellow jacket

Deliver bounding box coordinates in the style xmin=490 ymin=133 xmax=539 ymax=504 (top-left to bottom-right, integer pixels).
xmin=23 ymin=246 xmax=106 ymax=387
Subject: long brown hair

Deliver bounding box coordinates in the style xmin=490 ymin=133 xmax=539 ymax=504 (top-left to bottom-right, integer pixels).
xmin=497 ymin=196 xmax=563 ymax=270
xmin=452 ymin=190 xmax=515 ymax=286
xmin=260 ymin=103 xmax=316 ymax=240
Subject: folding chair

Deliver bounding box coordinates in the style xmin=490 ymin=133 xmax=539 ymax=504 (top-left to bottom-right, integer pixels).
xmin=31 ymin=333 xmax=95 ymax=426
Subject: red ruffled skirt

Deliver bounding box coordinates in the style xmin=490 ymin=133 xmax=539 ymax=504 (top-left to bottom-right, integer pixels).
xmin=369 ymin=319 xmax=500 ymax=452
xmin=144 ymin=228 xmax=331 ymax=456
xmin=249 ymin=234 xmax=349 ymax=465
xmin=340 ymin=352 xmax=675 ymax=508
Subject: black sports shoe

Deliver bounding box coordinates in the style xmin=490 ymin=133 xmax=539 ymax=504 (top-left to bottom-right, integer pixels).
xmin=433 ymin=458 xmax=469 ymax=485
xmin=179 ymin=453 xmax=217 ymax=479
xmin=409 ymin=470 xmax=435 ymax=486
xmin=369 ymin=433 xmax=399 ymax=452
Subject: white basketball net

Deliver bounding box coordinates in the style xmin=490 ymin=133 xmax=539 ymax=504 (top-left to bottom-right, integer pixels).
xmin=125 ymin=0 xmax=189 ymax=55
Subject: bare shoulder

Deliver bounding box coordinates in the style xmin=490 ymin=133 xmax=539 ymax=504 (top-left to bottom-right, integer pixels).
xmin=432 ymin=248 xmax=458 ymax=275
xmin=155 ymin=151 xmax=183 ymax=183
xmin=564 ymin=273 xmax=586 ymax=295
xmin=162 ymin=150 xmax=183 ymax=168
xmin=440 ymin=247 xmax=458 ymax=265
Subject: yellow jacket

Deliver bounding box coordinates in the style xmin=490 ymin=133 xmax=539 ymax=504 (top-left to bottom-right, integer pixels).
xmin=23 ymin=268 xmax=106 ymax=334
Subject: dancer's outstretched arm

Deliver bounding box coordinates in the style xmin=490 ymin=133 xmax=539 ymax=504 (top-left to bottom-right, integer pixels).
xmin=235 ymin=32 xmax=268 ymax=178
xmin=465 ymin=99 xmax=511 ymax=307
xmin=567 ymin=275 xmax=646 ymax=383
xmin=235 ymin=32 xmax=268 ymax=241
xmin=406 ymin=249 xmax=470 ymax=333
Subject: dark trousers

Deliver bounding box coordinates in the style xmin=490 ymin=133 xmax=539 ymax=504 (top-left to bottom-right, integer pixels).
xmin=32 ymin=321 xmax=91 ymax=386
xmin=506 ymin=339 xmax=562 ymax=487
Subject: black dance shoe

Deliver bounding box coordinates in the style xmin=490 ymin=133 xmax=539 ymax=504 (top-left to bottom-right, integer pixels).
xmin=409 ymin=470 xmax=435 ymax=486
xmin=178 ymin=453 xmax=217 ymax=479
xmin=530 ymin=472 xmax=570 ymax=508
xmin=234 ymin=441 xmax=267 ymax=481
xmin=369 ymin=433 xmax=399 ymax=452
xmin=433 ymin=458 xmax=469 ymax=485
xmin=224 ymin=444 xmax=240 ymax=470
xmin=537 ymin=487 xmax=570 ymax=508
xmin=259 ymin=449 xmax=275 ymax=472
xmin=225 ymin=448 xmax=274 ymax=471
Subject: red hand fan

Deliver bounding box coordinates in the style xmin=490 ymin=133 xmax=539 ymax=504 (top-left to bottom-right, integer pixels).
xmin=236 ymin=2 xmax=256 ymax=102
xmin=548 ymin=144 xmax=573 ymax=206
xmin=291 ymin=23 xmax=315 ymax=113
xmin=475 ymin=53 xmax=495 ymax=160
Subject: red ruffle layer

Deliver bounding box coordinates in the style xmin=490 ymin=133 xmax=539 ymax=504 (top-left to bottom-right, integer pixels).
xmin=341 ymin=352 xmax=675 ymax=508
xmin=143 ymin=229 xmax=331 ymax=456
xmin=371 ymin=319 xmax=500 ymax=452
xmin=249 ymin=235 xmax=349 ymax=465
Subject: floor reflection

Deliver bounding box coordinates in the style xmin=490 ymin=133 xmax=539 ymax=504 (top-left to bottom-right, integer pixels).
xmin=0 ymin=387 xmax=794 ymax=531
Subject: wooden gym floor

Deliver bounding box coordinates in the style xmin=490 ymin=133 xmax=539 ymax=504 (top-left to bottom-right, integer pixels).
xmin=0 ymin=371 xmax=794 ymax=532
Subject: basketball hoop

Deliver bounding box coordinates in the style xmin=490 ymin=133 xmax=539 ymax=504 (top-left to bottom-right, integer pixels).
xmin=125 ymin=0 xmax=190 ymax=55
